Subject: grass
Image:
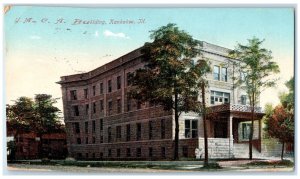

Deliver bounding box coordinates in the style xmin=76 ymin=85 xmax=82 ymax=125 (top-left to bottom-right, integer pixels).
xmin=246 ymin=160 xmax=294 ymax=167
xmin=200 ymin=162 xmax=222 ymax=170
xmin=9 ymin=160 xmax=193 ymax=170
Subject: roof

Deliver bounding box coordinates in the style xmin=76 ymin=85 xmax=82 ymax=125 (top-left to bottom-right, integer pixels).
xmin=57 ymin=41 xmax=234 ymax=84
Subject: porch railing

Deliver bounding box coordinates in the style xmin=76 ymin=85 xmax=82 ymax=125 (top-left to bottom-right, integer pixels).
xmin=207 ymin=103 xmax=263 ymax=114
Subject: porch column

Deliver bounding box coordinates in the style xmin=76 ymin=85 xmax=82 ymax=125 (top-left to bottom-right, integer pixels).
xmin=228 ymin=115 xmax=234 ymax=158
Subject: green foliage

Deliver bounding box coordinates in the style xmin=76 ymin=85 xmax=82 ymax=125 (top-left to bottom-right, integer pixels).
xmin=262 ymin=103 xmax=274 ymax=139
xmin=279 ymin=77 xmax=294 ymax=112
xmin=6 ymin=97 xmax=35 ymax=134
xmin=229 ymin=37 xmax=280 ymax=107
xmin=129 ymin=23 xmax=210 ymax=113
xmin=6 ymin=94 xmax=64 ymax=135
xmin=265 ymin=77 xmax=294 ymax=143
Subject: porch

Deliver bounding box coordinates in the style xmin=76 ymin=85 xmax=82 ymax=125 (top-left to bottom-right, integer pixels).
xmin=196 ymin=103 xmax=265 ymax=159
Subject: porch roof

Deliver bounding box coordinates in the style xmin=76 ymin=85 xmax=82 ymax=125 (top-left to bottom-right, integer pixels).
xmin=206 ymin=103 xmax=265 ymax=120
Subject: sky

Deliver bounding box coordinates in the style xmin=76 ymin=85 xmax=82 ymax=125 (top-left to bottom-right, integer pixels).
xmin=4 ymin=6 xmax=294 ymax=114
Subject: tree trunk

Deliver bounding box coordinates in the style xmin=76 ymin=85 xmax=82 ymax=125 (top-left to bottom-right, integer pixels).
xmin=249 ymin=103 xmax=254 ymax=160
xmin=201 ymin=83 xmax=208 ymax=166
xmin=174 ymin=92 xmax=179 ymax=160
xmin=281 ymin=142 xmax=285 ymax=160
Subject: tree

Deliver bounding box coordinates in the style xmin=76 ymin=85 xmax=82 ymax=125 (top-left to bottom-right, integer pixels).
xmin=265 ymin=105 xmax=294 ymax=160
xmin=193 ymin=60 xmax=211 ymax=166
xmin=129 ymin=23 xmax=210 ymax=160
xmin=6 ymin=94 xmax=63 ymax=158
xmin=265 ymin=77 xmax=294 ymax=160
xmin=6 ymin=97 xmax=35 ymax=138
xmin=229 ymin=37 xmax=280 ymax=159
xmin=33 ymin=94 xmax=63 ymax=134
xmin=279 ymin=77 xmax=294 ymax=112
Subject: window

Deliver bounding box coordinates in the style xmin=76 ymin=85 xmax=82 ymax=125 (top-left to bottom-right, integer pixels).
xmin=126 ymin=148 xmax=131 ymax=157
xmin=100 ymin=119 xmax=103 ymax=130
xmin=92 ymin=153 xmax=95 ymax=158
xmin=73 ymin=105 xmax=79 ymax=116
xmin=127 ymin=72 xmax=132 ymax=86
xmin=117 ymin=99 xmax=122 ymax=113
xmin=108 ymin=101 xmax=113 ymax=115
xmin=74 ymin=123 xmax=80 ymax=133
xmin=86 ymin=153 xmax=88 ymax=159
xmin=116 ymin=126 xmax=121 ymax=139
xmin=92 ymin=120 xmax=96 ymax=133
xmin=210 ymin=91 xmax=230 ymax=105
xmin=85 ymin=137 xmax=88 ymax=144
xmin=213 ymin=66 xmax=220 ymax=80
xmin=136 ymin=123 xmax=141 ymax=141
xmin=84 ymin=88 xmax=88 ymax=99
xmin=182 ymin=146 xmax=188 ymax=158
xmin=70 ymin=90 xmax=77 ymax=100
xmin=100 ymin=83 xmax=104 ymax=94
xmin=126 ymin=124 xmax=131 ymax=141
xmin=85 ymin=121 xmax=88 ymax=134
xmin=161 ymin=119 xmax=166 ymax=139
xmin=137 ymin=100 xmax=142 ymax=110
xmin=100 ymin=135 xmax=103 ymax=143
xmin=136 ymin=148 xmax=141 ymax=158
xmin=117 ymin=76 xmax=121 ymax=89
xmin=92 ymin=137 xmax=96 ymax=144
xmin=100 ymin=152 xmax=103 ymax=158
xmin=77 ymin=138 xmax=81 ymax=144
xmin=100 ymin=100 xmax=104 ymax=112
xmin=149 ymin=147 xmax=153 ymax=158
xmin=241 ymin=95 xmax=247 ymax=105
xmin=127 ymin=97 xmax=132 ymax=112
xmin=92 ymin=86 xmax=96 ymax=96
xmin=161 ymin=147 xmax=166 ymax=159
xmin=149 ymin=121 xmax=153 ymax=140
xmin=93 ymin=102 xmax=96 ymax=113
xmin=108 ymin=80 xmax=112 ymax=93
xmin=85 ymin=104 xmax=89 ymax=115
xmin=108 ymin=149 xmax=112 ymax=157
xmin=184 ymin=120 xmax=198 ymax=138
xmin=117 ymin=149 xmax=121 ymax=157
xmin=242 ymin=123 xmax=251 ymax=140
xmin=108 ymin=127 xmax=112 ymax=142
xmin=221 ymin=67 xmax=227 ymax=82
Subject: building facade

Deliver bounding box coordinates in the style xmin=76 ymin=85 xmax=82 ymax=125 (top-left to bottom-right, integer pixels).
xmin=7 ymin=131 xmax=67 ymax=160
xmin=58 ymin=41 xmax=264 ymax=160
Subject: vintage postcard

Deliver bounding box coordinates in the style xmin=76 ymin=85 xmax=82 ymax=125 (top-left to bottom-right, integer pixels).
xmin=4 ymin=5 xmax=295 ymax=174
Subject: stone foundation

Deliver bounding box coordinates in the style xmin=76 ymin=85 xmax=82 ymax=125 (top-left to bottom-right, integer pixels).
xmin=197 ymin=138 xmax=233 ymax=159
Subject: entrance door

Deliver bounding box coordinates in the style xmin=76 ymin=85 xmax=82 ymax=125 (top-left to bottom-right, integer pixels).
xmin=214 ymin=121 xmax=228 ymax=138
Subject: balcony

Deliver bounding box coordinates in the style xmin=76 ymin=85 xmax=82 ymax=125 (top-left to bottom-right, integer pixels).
xmin=207 ymin=103 xmax=263 ymax=114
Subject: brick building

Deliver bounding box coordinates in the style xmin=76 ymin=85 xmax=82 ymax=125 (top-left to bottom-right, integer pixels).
xmin=7 ymin=131 xmax=67 ymax=160
xmin=58 ymin=41 xmax=265 ymax=160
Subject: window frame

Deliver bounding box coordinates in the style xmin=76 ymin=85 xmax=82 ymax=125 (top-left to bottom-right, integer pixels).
xmin=221 ymin=67 xmax=228 ymax=82
xmin=184 ymin=119 xmax=198 ymax=138
xmin=117 ymin=76 xmax=121 ymax=89
xmin=210 ymin=90 xmax=230 ymax=105
xmin=213 ymin=66 xmax=220 ymax=81
xmin=70 ymin=90 xmax=77 ymax=100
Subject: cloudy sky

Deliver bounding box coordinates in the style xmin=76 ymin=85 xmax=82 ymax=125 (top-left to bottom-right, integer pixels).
xmin=4 ymin=6 xmax=294 ymax=114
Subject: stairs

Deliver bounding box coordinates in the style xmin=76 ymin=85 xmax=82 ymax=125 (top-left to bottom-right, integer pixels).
xmin=233 ymin=143 xmax=261 ymax=159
